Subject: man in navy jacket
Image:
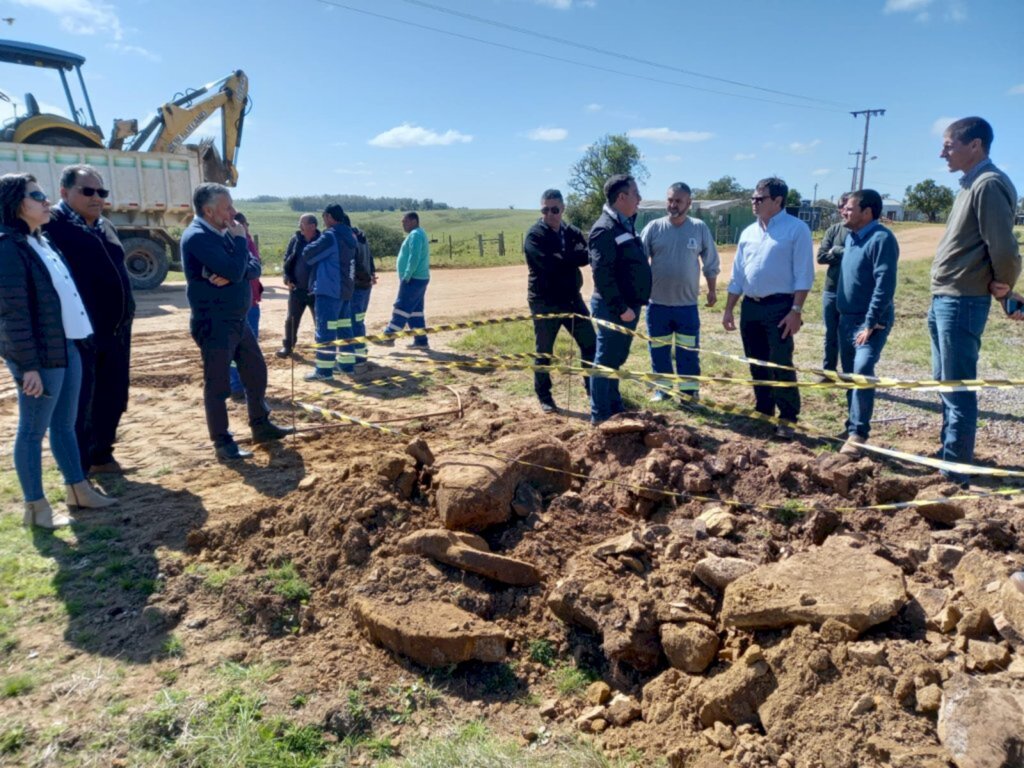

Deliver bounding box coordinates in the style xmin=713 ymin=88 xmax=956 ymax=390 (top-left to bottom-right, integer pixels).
xmin=181 ymin=183 xmax=292 ymax=460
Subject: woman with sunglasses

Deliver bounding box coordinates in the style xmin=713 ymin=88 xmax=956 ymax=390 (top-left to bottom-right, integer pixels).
xmin=0 ymin=173 xmax=116 ymax=528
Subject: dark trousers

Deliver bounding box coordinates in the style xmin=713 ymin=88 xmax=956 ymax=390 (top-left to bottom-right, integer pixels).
xmin=351 ymin=286 xmax=372 ymax=364
xmin=739 ymin=296 xmax=800 ymax=421
xmin=821 ymin=290 xmax=840 ymax=370
xmin=385 ymin=278 xmax=429 ymax=347
xmin=76 ymin=325 xmax=131 ymax=471
xmin=530 ymin=297 xmax=596 ymax=404
xmin=190 ymin=315 xmax=269 ymax=444
xmin=281 ymin=287 xmax=315 ymax=353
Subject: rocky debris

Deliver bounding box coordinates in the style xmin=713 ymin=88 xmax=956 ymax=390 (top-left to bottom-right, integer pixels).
xmin=660 ymin=622 xmax=719 ymax=674
xmin=434 ymin=432 xmax=572 ymax=531
xmin=938 ymin=673 xmax=1024 ymax=768
xmin=697 ymin=506 xmax=737 ymax=538
xmin=693 ymin=555 xmax=757 ymax=591
xmin=916 ymin=684 xmax=943 ymax=714
xmin=511 ymin=482 xmax=542 ymax=518
xmin=585 ymin=681 xmax=611 ymax=706
xmin=538 ymin=699 xmax=559 ymax=719
xmin=351 ymin=598 xmax=507 ymax=667
xmin=847 ymin=640 xmax=887 ymax=666
xmin=405 ymin=437 xmax=435 ymax=467
xmin=341 ymin=523 xmax=371 ymax=565
xmin=1000 ymin=575 xmax=1024 ymax=639
xmin=376 ymin=452 xmax=408 ymax=482
xmin=953 ymin=550 xmax=1008 ymax=618
xmin=929 ymin=544 xmax=965 ymax=572
xmin=915 ymin=499 xmax=965 ymax=525
xmin=802 ymin=507 xmax=841 ymax=545
xmin=397 ymin=529 xmax=542 ymax=586
xmin=605 ymin=693 xmax=642 ymax=726
xmin=819 ymin=617 xmax=860 ymax=643
xmin=574 ymin=705 xmax=607 ymax=732
xmin=966 ymin=639 xmax=1011 ymax=672
xmin=597 ymin=417 xmax=647 ymax=435
xmin=693 ymin=647 xmax=775 ymax=727
xmin=721 ymin=536 xmax=907 ymax=632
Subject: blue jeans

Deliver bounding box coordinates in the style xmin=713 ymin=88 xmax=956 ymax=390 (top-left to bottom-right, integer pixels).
xmin=351 ymin=286 xmax=372 ymax=364
xmin=313 ymin=295 xmax=342 ymax=377
xmin=229 ymin=304 xmax=260 ymax=393
xmin=647 ymin=303 xmax=700 ymax=393
xmin=5 ymin=341 xmax=86 ymax=501
xmin=839 ymin=315 xmax=891 ymax=439
xmin=928 ymin=295 xmax=991 ymax=478
xmin=590 ymin=296 xmax=640 ymax=423
xmin=385 ymin=278 xmax=429 ymax=347
xmin=822 ymin=291 xmax=840 ymax=371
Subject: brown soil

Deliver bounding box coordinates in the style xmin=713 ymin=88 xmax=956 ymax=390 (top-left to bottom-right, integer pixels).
xmin=4 ymin=223 xmax=1022 ymax=767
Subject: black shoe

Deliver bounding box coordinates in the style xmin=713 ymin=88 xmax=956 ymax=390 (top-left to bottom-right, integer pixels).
xmin=539 ymin=399 xmax=557 ymax=414
xmin=229 ymin=390 xmax=246 ymax=403
xmin=275 ymin=347 xmax=291 ymax=359
xmin=215 ymin=441 xmax=252 ymax=461
xmin=251 ymin=419 xmax=296 ymax=444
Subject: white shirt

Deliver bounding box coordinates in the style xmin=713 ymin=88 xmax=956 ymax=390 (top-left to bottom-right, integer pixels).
xmin=27 ymin=234 xmax=93 ymax=340
xmin=728 ymin=210 xmax=815 ymax=298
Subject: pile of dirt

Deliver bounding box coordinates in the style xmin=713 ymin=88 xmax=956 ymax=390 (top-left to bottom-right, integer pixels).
xmin=144 ymin=398 xmax=1024 ymax=767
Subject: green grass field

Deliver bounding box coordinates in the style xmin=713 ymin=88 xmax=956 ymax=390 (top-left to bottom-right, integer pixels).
xmin=237 ymin=201 xmax=540 ymax=273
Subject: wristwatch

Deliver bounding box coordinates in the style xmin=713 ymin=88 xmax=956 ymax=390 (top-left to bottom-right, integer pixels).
xmin=791 ymin=305 xmax=803 ymax=313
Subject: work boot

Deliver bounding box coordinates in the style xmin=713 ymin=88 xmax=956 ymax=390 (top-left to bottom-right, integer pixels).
xmin=251 ymin=419 xmax=295 ymax=444
xmin=649 ymin=390 xmax=669 ymax=403
xmin=275 ymin=347 xmax=291 ymax=359
xmin=65 ymin=480 xmax=117 ymax=511
xmin=88 ymin=459 xmax=123 ymax=475
xmin=374 ymin=329 xmax=396 ymax=347
xmin=539 ymin=398 xmax=557 ymax=414
xmin=215 ymin=440 xmax=253 ymax=461
xmin=23 ymin=498 xmax=72 ymax=529
xmin=839 ymin=434 xmax=865 ymax=456
xmin=304 ymin=370 xmax=333 ymax=382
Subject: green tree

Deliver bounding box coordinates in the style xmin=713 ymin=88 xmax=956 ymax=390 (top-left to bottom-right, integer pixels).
xmin=904 ymin=179 xmax=955 ymax=223
xmin=786 ymin=189 xmax=803 ymax=207
xmin=698 ymin=175 xmax=750 ymax=200
xmin=565 ymin=134 xmax=649 ymax=228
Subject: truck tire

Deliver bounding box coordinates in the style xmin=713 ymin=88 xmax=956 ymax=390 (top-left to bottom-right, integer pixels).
xmin=122 ymin=237 xmax=170 ymax=290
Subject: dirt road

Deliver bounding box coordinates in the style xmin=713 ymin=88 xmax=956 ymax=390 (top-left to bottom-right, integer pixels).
xmin=134 ymin=225 xmax=945 ymax=336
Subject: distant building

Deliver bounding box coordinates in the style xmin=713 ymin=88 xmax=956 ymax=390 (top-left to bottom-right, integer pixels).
xmin=881 ymin=198 xmax=905 ymax=221
xmin=636 ymin=198 xmax=755 ymax=244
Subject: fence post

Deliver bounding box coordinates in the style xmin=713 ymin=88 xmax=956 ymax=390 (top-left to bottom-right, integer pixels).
xmin=477 ymin=234 xmax=484 ymax=258
xmin=498 ymin=232 xmax=505 ymax=257
xmin=449 ymin=234 xmax=453 ymax=261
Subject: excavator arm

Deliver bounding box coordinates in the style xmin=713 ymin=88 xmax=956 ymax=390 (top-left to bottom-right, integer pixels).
xmin=113 ymin=70 xmax=248 ymax=186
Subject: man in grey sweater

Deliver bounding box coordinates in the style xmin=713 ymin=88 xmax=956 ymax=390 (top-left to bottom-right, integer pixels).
xmin=929 ymin=116 xmax=1020 ymax=485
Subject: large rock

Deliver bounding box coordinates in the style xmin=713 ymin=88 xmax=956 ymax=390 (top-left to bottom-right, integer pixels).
xmin=661 ymin=622 xmax=719 ymax=674
xmin=721 ymin=537 xmax=907 ymax=632
xmin=693 ymin=555 xmax=757 ymax=591
xmin=397 ymin=529 xmax=542 ymax=586
xmin=938 ymin=673 xmax=1024 ymax=768
xmin=352 ymin=598 xmax=508 ymax=667
xmin=694 ymin=651 xmax=776 ymax=727
xmin=435 ymin=432 xmax=572 ymax=531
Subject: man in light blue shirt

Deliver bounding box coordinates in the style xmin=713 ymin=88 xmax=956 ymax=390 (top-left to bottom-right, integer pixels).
xmin=722 ymin=177 xmax=814 ymax=438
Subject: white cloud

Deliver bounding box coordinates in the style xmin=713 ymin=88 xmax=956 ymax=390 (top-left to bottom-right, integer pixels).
xmin=585 ymin=103 xmax=603 ymax=112
xmin=931 ymin=116 xmax=958 ymax=135
xmin=883 ymin=0 xmax=966 ymax=21
xmin=368 ymin=123 xmax=473 ymax=148
xmin=627 ymin=127 xmax=713 ymax=144
xmin=526 ymin=127 xmax=567 ymax=142
xmin=535 ymin=0 xmax=594 ymax=7
xmin=335 ymin=167 xmax=372 ymax=176
xmin=14 ymin=0 xmax=122 ymax=38
xmin=663 ymin=154 xmax=682 ymax=163
xmin=1008 ymin=84 xmax=1024 ymax=95
xmin=106 ymin=42 xmax=159 ymax=61
xmin=788 ymin=139 xmax=821 ymax=154
xmin=883 ymin=0 xmax=931 ymax=12
xmin=812 ymin=168 xmax=831 ymax=176
xmin=734 ymin=152 xmax=756 ymax=161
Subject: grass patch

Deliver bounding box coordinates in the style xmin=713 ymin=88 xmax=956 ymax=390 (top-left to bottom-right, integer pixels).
xmin=0 ymin=725 xmax=27 ymax=755
xmin=528 ymin=638 xmax=557 ymax=667
xmin=552 ymin=663 xmax=600 ymax=697
xmin=1 ymin=673 xmax=35 ymax=698
xmin=161 ymin=634 xmax=185 ymax=659
xmin=265 ymin=561 xmax=311 ymax=603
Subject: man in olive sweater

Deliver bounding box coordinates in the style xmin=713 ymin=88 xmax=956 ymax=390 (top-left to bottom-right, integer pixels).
xmin=930 ymin=116 xmax=1020 ymax=485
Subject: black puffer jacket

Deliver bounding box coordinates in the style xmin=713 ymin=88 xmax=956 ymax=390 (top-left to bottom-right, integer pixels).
xmin=44 ymin=204 xmax=134 ymax=335
xmin=0 ymin=226 xmax=69 ymax=370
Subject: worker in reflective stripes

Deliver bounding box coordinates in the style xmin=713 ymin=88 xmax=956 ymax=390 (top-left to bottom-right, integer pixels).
xmin=381 ymin=211 xmax=430 ymax=349
xmin=640 ymin=183 xmax=720 ymax=403
xmin=303 ymin=204 xmax=356 ymax=381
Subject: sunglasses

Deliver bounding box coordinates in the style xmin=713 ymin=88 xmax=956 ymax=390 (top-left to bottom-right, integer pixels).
xmin=750 ymin=195 xmax=771 ymax=203
xmin=26 ymin=190 xmax=48 ymax=202
xmin=75 ymin=186 xmax=110 ymax=199
xmin=541 ymin=206 xmax=562 ymax=215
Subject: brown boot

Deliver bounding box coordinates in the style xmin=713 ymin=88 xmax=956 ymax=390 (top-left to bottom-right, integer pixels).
xmin=23 ymin=499 xmax=73 ymax=529
xmin=65 ymin=481 xmax=117 ymax=511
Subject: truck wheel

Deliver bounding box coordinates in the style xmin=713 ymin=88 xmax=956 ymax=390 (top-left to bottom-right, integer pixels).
xmin=122 ymin=237 xmax=169 ymax=290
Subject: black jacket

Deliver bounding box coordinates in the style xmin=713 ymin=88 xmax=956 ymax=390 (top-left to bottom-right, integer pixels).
xmin=524 ymin=220 xmax=589 ymax=307
xmin=44 ymin=205 xmax=134 ymax=335
xmin=0 ymin=226 xmax=70 ymax=370
xmin=353 ymin=227 xmax=375 ymax=290
xmin=181 ymin=219 xmax=260 ymax=320
xmin=588 ymin=206 xmax=651 ymax=315
xmin=282 ymin=228 xmax=319 ymax=290
xmin=816 ymin=221 xmax=851 ymax=293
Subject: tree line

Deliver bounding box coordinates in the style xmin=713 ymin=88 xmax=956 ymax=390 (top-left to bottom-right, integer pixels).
xmin=287 ymin=194 xmax=450 ymax=213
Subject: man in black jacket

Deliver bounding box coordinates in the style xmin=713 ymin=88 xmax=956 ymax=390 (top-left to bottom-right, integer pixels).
xmin=589 ymin=174 xmax=651 ymax=424
xmin=44 ymin=165 xmax=135 ymax=475
xmin=276 ymin=213 xmax=319 ymax=358
xmin=524 ymin=188 xmax=595 ymax=413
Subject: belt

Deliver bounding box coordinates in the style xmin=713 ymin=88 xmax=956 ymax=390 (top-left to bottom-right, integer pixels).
xmin=745 ymin=292 xmax=792 ymax=303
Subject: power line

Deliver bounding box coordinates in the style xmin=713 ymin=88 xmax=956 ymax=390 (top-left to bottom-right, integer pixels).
xmin=315 ymin=0 xmax=848 ymax=113
xmin=398 ymin=0 xmax=850 ymax=109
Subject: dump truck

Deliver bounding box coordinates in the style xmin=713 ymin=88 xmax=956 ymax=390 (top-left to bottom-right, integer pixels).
xmin=0 ymin=39 xmax=248 ymax=289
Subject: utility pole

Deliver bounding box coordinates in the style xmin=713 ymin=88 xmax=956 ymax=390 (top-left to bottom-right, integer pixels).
xmin=849 ymin=151 xmax=862 ymax=192
xmin=812 ymin=183 xmax=818 ymax=205
xmin=851 ymin=109 xmax=885 ymax=190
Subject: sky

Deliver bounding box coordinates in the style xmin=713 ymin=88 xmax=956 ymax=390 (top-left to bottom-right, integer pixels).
xmin=1 ymin=0 xmax=1022 ymax=209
